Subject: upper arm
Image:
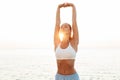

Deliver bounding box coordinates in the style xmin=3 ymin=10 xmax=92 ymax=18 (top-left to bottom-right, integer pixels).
xmin=54 ymin=25 xmax=60 ymax=48
xmin=72 ymin=23 xmax=79 ymax=45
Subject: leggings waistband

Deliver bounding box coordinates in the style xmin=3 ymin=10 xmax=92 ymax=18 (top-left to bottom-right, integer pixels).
xmin=55 ymin=72 xmax=80 ymax=80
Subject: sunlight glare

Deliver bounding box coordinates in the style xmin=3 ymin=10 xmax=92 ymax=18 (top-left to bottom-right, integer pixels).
xmin=59 ymin=32 xmax=64 ymax=41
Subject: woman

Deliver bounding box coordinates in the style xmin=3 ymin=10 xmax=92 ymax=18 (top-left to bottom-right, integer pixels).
xmin=54 ymin=2 xmax=79 ymax=80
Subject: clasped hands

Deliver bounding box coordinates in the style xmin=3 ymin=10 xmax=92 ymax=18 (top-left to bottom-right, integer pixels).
xmin=58 ymin=2 xmax=74 ymax=8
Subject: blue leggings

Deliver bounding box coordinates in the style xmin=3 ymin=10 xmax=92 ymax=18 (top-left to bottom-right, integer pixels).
xmin=55 ymin=72 xmax=80 ymax=80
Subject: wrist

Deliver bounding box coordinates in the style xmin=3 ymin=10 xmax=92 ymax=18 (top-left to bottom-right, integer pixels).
xmin=58 ymin=3 xmax=64 ymax=8
xmin=70 ymin=4 xmax=74 ymax=7
xmin=58 ymin=5 xmax=61 ymax=8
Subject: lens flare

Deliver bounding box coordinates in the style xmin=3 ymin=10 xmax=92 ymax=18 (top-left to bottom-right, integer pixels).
xmin=59 ymin=32 xmax=64 ymax=41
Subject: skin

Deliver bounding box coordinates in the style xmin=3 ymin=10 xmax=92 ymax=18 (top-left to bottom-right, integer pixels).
xmin=54 ymin=3 xmax=79 ymax=75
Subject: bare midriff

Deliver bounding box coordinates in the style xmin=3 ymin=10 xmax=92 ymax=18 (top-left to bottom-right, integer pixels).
xmin=57 ymin=59 xmax=76 ymax=75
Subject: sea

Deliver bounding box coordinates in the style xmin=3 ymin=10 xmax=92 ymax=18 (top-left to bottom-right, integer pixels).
xmin=0 ymin=48 xmax=120 ymax=80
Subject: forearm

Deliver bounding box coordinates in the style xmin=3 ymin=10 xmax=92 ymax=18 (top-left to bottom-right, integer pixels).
xmin=71 ymin=5 xmax=76 ymax=24
xmin=56 ymin=6 xmax=61 ymax=26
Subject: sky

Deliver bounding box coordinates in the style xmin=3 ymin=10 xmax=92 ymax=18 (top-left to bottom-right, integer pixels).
xmin=0 ymin=0 xmax=120 ymax=49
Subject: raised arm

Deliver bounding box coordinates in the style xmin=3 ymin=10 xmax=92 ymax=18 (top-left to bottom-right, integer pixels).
xmin=54 ymin=3 xmax=65 ymax=49
xmin=66 ymin=3 xmax=79 ymax=45
xmin=72 ymin=4 xmax=79 ymax=45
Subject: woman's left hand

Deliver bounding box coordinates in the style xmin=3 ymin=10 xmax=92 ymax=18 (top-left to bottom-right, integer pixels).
xmin=64 ymin=2 xmax=74 ymax=7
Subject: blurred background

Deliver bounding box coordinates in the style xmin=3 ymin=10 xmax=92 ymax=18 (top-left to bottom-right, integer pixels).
xmin=0 ymin=0 xmax=120 ymax=49
xmin=0 ymin=0 xmax=120 ymax=80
